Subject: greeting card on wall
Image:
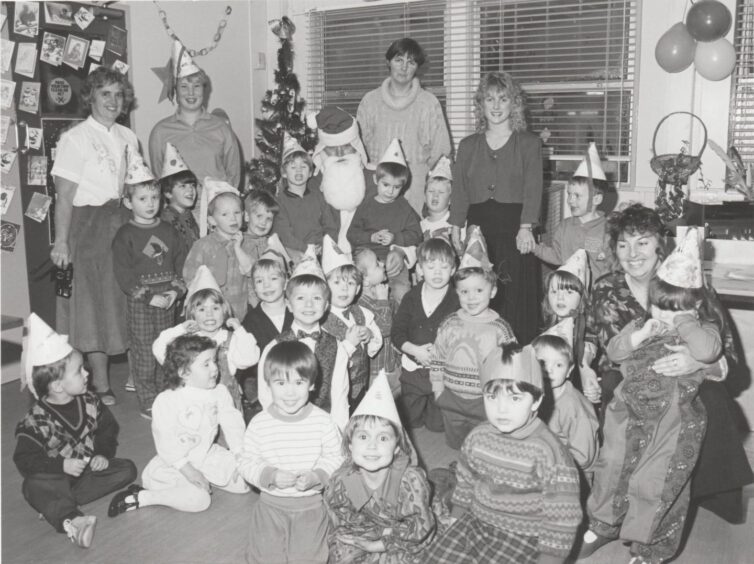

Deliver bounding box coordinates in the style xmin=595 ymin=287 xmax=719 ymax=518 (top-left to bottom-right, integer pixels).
xmin=40 ymin=65 xmax=84 ymax=116
xmin=74 ymin=7 xmax=94 ymax=30
xmin=13 ymin=2 xmax=39 ymax=38
xmin=1 ymin=150 xmax=17 ymax=173
xmin=89 ymin=39 xmax=105 ymax=61
xmin=28 ymin=127 xmax=42 ymax=150
xmin=18 ymin=81 xmax=41 ymax=114
xmin=1 ymin=39 xmax=14 ymax=73
xmin=41 ymin=32 xmax=65 ymax=66
xmin=63 ymin=35 xmax=89 ymax=69
xmin=27 ymin=155 xmax=47 ymax=185
xmin=1 ymin=220 xmax=20 ymax=252
xmin=106 ymin=25 xmax=126 ymax=56
xmin=1 ymin=185 xmax=16 ymax=216
xmin=44 ymin=2 xmax=74 ymax=27
xmin=25 ymin=191 xmax=52 ymax=223
xmin=0 ymin=116 xmax=11 ymax=145
xmin=0 ymin=79 xmax=16 ymax=110
xmin=15 ymin=43 xmax=38 ymax=78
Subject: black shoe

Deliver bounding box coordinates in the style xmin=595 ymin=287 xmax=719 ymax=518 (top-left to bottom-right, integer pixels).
xmin=577 ymin=529 xmax=615 ymax=559
xmin=108 ymin=484 xmax=143 ymax=517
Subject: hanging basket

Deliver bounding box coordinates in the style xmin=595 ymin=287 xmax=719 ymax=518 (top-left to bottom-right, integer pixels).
xmin=650 ymin=111 xmax=707 ymax=186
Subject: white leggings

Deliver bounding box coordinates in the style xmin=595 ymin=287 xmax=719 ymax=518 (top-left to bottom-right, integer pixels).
xmin=139 ymin=471 xmax=248 ymax=513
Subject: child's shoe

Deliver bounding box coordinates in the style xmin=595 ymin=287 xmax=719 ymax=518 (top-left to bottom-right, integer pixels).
xmin=577 ymin=529 xmax=615 ymax=559
xmin=108 ymin=484 xmax=144 ymax=517
xmin=124 ymin=379 xmax=136 ymax=392
xmin=63 ymin=515 xmax=97 ymax=548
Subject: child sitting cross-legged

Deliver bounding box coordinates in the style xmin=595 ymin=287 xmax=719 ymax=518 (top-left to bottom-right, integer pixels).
xmin=534 ymin=143 xmax=611 ymax=281
xmin=325 ymin=372 xmax=437 ymax=563
xmin=153 ymin=266 xmax=260 ymax=411
xmin=532 ymin=318 xmax=599 ymax=483
xmin=257 ymin=250 xmax=351 ymax=430
xmin=321 ymin=235 xmax=384 ymax=411
xmin=423 ymin=344 xmax=582 ymax=564
xmin=159 ymin=141 xmax=200 ymax=253
xmin=430 ymin=227 xmax=517 ymax=449
xmin=108 ymin=334 xmax=249 ymax=519
xmin=15 ymin=314 xmax=137 ymax=549
xmin=240 ymin=341 xmax=344 ymax=564
xmin=347 ymin=138 xmax=423 ymax=303
xmin=393 ymin=237 xmax=459 ymax=431
xmin=420 ymin=156 xmax=465 ymax=243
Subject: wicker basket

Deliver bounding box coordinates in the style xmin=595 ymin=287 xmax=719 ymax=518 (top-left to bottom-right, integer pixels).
xmin=650 ymin=111 xmax=707 ymax=186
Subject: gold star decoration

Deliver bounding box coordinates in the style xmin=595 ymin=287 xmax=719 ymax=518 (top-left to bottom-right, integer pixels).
xmin=151 ymin=58 xmax=173 ymax=103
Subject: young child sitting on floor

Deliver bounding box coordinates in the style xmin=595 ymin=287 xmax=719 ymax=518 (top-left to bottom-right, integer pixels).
xmin=15 ymin=314 xmax=137 ymax=548
xmin=347 ymin=138 xmax=423 ymax=303
xmin=321 ymin=235 xmax=383 ymax=410
xmin=257 ymin=251 xmax=351 ymax=430
xmin=108 ymin=334 xmax=249 ymax=520
xmin=112 ymin=152 xmax=187 ymax=419
xmin=159 ymin=141 xmax=199 ymax=253
xmin=430 ymin=227 xmax=517 ymax=449
xmin=534 ymin=143 xmax=611 ymax=281
xmin=153 ymin=266 xmax=259 ymax=411
xmin=393 ymin=238 xmax=459 ymax=431
xmin=420 ymin=156 xmax=464 ymax=244
xmin=354 ymin=248 xmax=402 ymax=394
xmin=325 ymin=372 xmax=436 ymax=562
xmin=580 ymin=228 xmax=723 ymax=564
xmin=423 ymin=344 xmax=582 ymax=564
xmin=240 ymin=340 xmax=344 ymax=564
xmin=532 ymin=317 xmax=599 ymax=482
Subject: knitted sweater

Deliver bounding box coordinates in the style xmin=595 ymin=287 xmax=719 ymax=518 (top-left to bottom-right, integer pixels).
xmin=347 ymin=196 xmax=422 ymax=261
xmin=534 ymin=213 xmax=611 ymax=281
xmin=453 ymin=419 xmax=582 ymax=558
xmin=547 ymin=381 xmax=599 ymax=473
xmin=273 ymin=185 xmax=339 ymax=253
xmin=430 ymin=309 xmax=517 ymax=398
xmin=239 ymin=403 xmax=343 ymax=497
xmin=161 ymin=205 xmax=199 ymax=261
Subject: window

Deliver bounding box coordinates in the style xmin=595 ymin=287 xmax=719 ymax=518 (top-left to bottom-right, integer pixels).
xmin=729 ymin=0 xmax=754 ymax=167
xmin=307 ymin=0 xmax=637 ymax=185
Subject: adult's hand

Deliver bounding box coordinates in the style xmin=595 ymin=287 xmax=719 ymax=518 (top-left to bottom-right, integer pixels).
xmin=385 ymin=249 xmax=405 ymax=278
xmin=516 ymin=228 xmax=536 ymax=254
xmin=50 ymin=241 xmax=72 ymax=268
xmin=653 ymin=344 xmax=705 ymax=377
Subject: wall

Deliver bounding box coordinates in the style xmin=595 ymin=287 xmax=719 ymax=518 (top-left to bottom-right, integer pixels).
xmin=122 ymin=0 xmax=267 ymax=169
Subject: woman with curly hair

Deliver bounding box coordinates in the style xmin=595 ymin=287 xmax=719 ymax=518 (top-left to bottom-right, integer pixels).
xmin=50 ymin=66 xmax=139 ymax=405
xmin=449 ymin=71 xmax=544 ymax=344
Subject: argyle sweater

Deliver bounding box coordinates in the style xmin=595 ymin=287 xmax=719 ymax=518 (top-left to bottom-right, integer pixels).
xmin=453 ymin=419 xmax=582 ymax=558
xmin=14 ymin=391 xmax=119 ymax=477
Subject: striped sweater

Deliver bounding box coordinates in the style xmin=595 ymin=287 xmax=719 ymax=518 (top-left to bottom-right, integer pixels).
xmin=430 ymin=309 xmax=517 ymax=398
xmin=238 ymin=403 xmax=343 ymax=497
xmin=453 ymin=419 xmax=582 ymax=558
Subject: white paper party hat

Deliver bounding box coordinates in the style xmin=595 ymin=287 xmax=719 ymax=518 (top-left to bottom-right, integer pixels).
xmin=160 ymin=142 xmax=190 ymax=179
xmin=459 ymin=225 xmax=493 ymax=271
xmin=23 ymin=313 xmax=74 ymax=399
xmin=656 ymin=227 xmax=703 ymax=289
xmin=352 ymin=371 xmax=402 ymax=428
xmin=379 ymin=138 xmax=407 ymax=167
xmin=321 ymin=234 xmax=353 ymax=275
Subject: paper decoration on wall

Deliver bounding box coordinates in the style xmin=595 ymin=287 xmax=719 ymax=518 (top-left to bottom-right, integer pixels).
xmin=151 ymin=58 xmax=173 ymax=103
xmin=18 ymin=82 xmax=41 ymax=114
xmin=1 ymin=39 xmax=14 ymax=73
xmin=44 ymin=2 xmax=74 ymax=27
xmin=106 ymin=25 xmax=127 ymax=56
xmin=0 ymin=185 xmax=15 ymax=215
xmin=27 ymin=155 xmax=47 ymax=185
xmin=1 ymin=150 xmax=17 ymax=173
xmin=63 ymin=35 xmax=89 ymax=69
xmin=28 ymin=127 xmax=42 ymax=150
xmin=14 ymin=2 xmax=39 ymax=38
xmin=1 ymin=220 xmax=20 ymax=252
xmin=112 ymin=60 xmax=129 ymax=75
xmin=0 ymin=116 xmax=10 ymax=145
xmin=74 ymin=7 xmax=94 ymax=30
xmin=15 ymin=43 xmax=38 ymax=79
xmin=0 ymin=80 xmax=16 ymax=110
xmin=89 ymin=63 xmax=101 ymax=74
xmin=41 ymin=32 xmax=65 ymax=66
xmin=89 ymin=39 xmax=105 ymax=61
xmin=25 ymin=191 xmax=52 ymax=223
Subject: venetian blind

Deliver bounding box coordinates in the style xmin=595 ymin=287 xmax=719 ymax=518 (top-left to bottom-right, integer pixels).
xmin=307 ymin=0 xmax=637 ymax=183
xmin=729 ymin=0 xmax=754 ymax=166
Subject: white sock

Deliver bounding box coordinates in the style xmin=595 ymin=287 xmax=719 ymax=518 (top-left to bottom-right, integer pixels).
xmin=584 ymin=530 xmax=598 ymax=542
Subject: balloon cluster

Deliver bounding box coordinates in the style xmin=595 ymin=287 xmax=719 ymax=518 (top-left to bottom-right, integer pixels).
xmin=655 ymin=0 xmax=735 ymax=81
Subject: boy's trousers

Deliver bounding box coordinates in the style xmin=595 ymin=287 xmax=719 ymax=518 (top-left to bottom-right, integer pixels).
xmin=126 ymin=297 xmax=175 ymax=411
xmin=436 ymin=388 xmax=486 ymax=450
xmin=398 ymin=367 xmax=444 ymax=432
xmin=22 ymin=458 xmax=137 ymax=532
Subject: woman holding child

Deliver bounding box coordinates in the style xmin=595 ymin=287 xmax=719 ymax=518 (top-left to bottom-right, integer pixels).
xmin=583 ymin=204 xmax=753 ymax=525
xmin=49 ymin=66 xmax=139 ymax=405
xmin=357 ymin=38 xmax=451 ymax=214
xmin=449 ymin=71 xmax=543 ymax=345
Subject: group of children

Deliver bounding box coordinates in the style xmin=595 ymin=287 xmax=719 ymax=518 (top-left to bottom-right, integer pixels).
xmin=14 ymin=134 xmax=726 ymax=564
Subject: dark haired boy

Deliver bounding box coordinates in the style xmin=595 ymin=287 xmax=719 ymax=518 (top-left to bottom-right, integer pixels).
xmin=159 ymin=141 xmax=199 ymax=255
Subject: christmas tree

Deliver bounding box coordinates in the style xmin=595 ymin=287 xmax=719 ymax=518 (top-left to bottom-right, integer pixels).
xmin=246 ymin=17 xmax=318 ymax=195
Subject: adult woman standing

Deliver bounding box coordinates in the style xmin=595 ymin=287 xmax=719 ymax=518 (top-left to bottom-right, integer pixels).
xmin=449 ymin=71 xmax=543 ymax=345
xmin=357 ymin=37 xmax=451 ymax=214
xmin=49 ymin=67 xmax=139 ymax=404
xmin=584 ymin=204 xmax=753 ymax=522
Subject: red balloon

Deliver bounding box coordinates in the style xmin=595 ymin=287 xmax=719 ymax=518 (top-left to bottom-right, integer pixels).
xmin=695 ymin=37 xmax=736 ymax=80
xmin=686 ymin=0 xmax=732 ymax=42
xmin=655 ymin=22 xmax=696 ymax=73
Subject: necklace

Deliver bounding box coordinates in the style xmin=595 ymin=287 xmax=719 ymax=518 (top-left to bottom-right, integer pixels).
xmin=153 ymin=1 xmax=232 ymax=57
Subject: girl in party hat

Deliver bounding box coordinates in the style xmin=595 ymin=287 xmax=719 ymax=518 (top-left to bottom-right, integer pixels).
xmin=325 ymin=373 xmax=436 ymax=563
xmin=579 ymin=228 xmax=723 ymax=564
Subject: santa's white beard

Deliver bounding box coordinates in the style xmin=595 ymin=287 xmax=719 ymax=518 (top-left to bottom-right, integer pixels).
xmin=320 ymin=153 xmax=366 ymax=212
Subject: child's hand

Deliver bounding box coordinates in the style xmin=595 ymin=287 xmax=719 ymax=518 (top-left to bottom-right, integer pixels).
xmin=431 ymin=379 xmax=444 ymax=399
xmin=294 ymin=471 xmax=321 ymax=492
xmin=356 ymin=325 xmax=372 ymax=344
xmin=641 ymin=319 xmax=663 ymax=338
xmin=370 ymin=231 xmax=385 ymax=245
xmin=338 ymin=535 xmax=386 ymax=554
xmin=385 ymin=250 xmax=405 ymax=278
xmin=183 ymin=320 xmax=200 ymax=333
xmin=226 ymin=317 xmax=241 ymax=331
xmin=149 ymin=294 xmax=169 ymax=309
xmin=180 ymin=462 xmax=211 ymax=493
xmin=345 ymin=325 xmax=363 ymax=348
xmin=272 ymin=469 xmax=298 ymax=489
xmin=162 ymin=290 xmax=178 ymax=309
xmin=231 ymin=231 xmax=244 ymax=245
xmin=412 ymin=344 xmax=434 ymax=367
xmin=380 ymin=230 xmax=394 ymax=246
xmin=90 ymin=455 xmax=109 ymax=472
xmin=374 ymin=282 xmax=389 ymax=300
xmin=63 ymin=458 xmax=87 ymax=477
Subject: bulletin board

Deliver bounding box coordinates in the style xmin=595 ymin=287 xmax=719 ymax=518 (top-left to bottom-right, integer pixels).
xmin=1 ymin=1 xmax=129 ymax=326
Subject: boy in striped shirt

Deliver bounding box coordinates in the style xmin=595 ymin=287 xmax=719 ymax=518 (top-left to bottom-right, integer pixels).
xmin=239 ymin=340 xmax=343 ymax=564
